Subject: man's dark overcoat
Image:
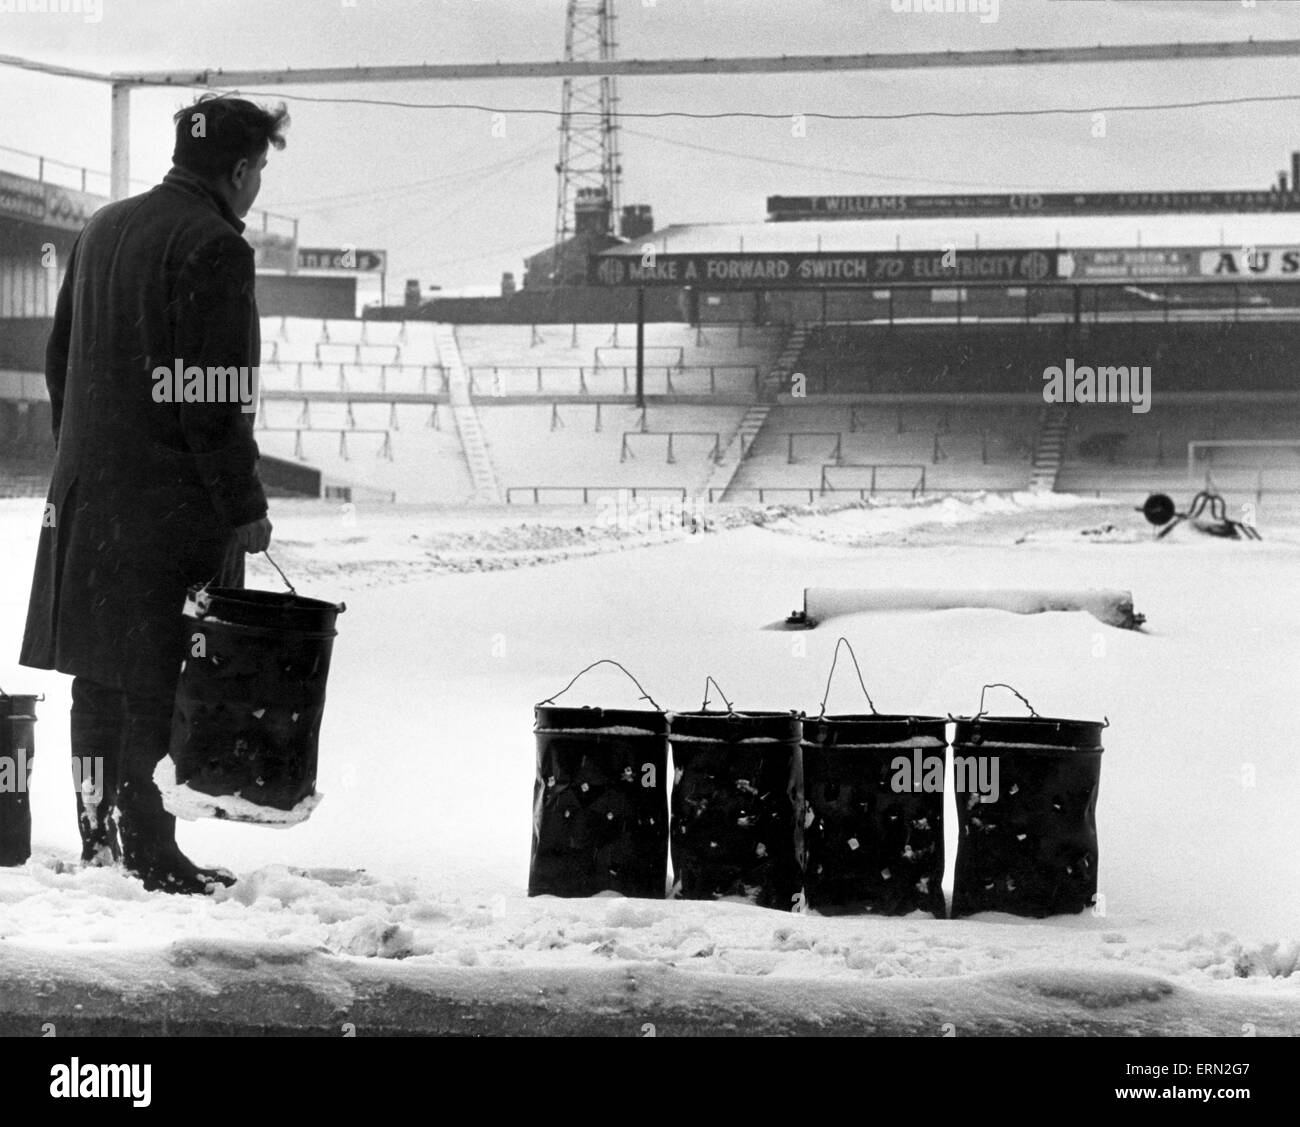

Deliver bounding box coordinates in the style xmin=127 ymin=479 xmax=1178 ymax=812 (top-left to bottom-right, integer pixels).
xmin=20 ymin=166 xmax=268 ymax=698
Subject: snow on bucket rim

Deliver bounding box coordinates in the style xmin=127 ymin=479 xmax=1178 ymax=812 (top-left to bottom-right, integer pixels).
xmin=533 ymin=705 xmax=667 ymax=734
xmin=802 ymin=736 xmax=947 ymax=749
xmin=153 ymin=758 xmax=323 ymax=828
xmin=951 ymin=715 xmax=1107 ymax=750
xmin=189 ymin=585 xmax=346 ymax=614
xmin=949 ymin=739 xmax=1105 ymax=753
xmin=802 ymin=713 xmax=948 ymax=745
xmin=952 ymin=715 xmax=1107 ymax=729
xmin=666 ymin=710 xmax=803 ymax=744
xmin=533 ymin=725 xmax=667 ymax=736
xmin=184 ymin=586 xmax=345 ymax=635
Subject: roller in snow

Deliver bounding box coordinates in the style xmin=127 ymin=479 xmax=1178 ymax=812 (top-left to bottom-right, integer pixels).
xmin=787 ymin=587 xmax=1144 ymax=630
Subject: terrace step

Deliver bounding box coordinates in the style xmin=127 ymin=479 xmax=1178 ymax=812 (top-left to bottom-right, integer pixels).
xmin=435 ymin=324 xmax=502 ymax=503
xmin=763 ymin=322 xmax=813 ymax=401
xmin=700 ymin=405 xmax=772 ymax=503
xmin=1030 ymin=405 xmax=1071 ymax=493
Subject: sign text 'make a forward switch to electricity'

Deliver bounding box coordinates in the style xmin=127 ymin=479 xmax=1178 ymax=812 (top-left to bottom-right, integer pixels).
xmin=589 ymin=250 xmax=1061 ymax=287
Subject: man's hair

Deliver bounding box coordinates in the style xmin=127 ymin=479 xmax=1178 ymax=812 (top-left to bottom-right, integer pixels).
xmin=172 ymin=94 xmax=290 ymax=179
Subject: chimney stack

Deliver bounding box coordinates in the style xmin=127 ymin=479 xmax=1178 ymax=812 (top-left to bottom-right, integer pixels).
xmin=573 ymin=188 xmax=612 ymax=237
xmin=620 ymin=204 xmax=655 ymax=241
xmin=1292 ymin=151 xmax=1300 ymax=197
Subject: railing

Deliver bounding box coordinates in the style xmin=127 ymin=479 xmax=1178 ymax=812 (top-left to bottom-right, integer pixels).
xmin=0 ymin=142 xmax=107 ymax=195
xmin=929 ymin=425 xmax=1011 ymax=464
xmin=787 ymin=431 xmax=843 ymax=464
xmin=505 ymin=485 xmax=690 ymax=504
xmin=467 ymin=364 xmax=760 ymax=397
xmin=315 ymin=342 xmax=403 ymax=365
xmin=257 ymin=426 xmax=393 ymax=461
xmin=260 ymin=362 xmax=448 ymax=395
xmin=707 ymin=486 xmax=820 ymax=503
xmin=548 ymin=402 xmax=649 ymax=432
xmin=260 ymin=390 xmax=446 ymax=408
xmin=260 ymin=396 xmax=442 ymax=431
xmin=820 ymin=462 xmax=927 ymax=497
xmin=594 ymin=345 xmax=685 ymax=370
xmin=778 ymin=291 xmax=1300 ymax=328
xmin=551 ymin=401 xmax=619 ymax=431
xmin=621 ymin=431 xmax=723 ymax=464
xmin=0 ymin=143 xmax=298 ymax=240
xmin=847 ymin=404 xmax=952 ymax=436
xmin=488 ymin=320 xmax=770 ymax=348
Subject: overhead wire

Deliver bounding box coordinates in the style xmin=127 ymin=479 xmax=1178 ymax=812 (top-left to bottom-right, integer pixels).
xmin=150 ymin=82 xmax=1300 ymax=123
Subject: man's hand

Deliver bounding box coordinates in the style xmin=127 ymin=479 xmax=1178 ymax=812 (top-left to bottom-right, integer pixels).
xmin=234 ymin=516 xmax=272 ymax=554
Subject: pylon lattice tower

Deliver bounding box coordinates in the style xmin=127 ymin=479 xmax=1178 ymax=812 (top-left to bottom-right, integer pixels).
xmin=553 ymin=0 xmax=622 ymax=282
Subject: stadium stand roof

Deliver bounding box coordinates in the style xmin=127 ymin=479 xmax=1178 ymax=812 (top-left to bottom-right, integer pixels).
xmin=600 ymin=214 xmax=1300 ymax=256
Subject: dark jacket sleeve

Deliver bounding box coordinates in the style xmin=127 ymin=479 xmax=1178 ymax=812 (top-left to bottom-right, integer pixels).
xmin=173 ymin=232 xmax=268 ymax=529
xmin=45 ymin=235 xmax=81 ymax=445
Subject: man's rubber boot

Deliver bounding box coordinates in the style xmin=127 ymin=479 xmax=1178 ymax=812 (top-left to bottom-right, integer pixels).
xmin=120 ymin=802 xmax=236 ymax=895
xmin=78 ymin=799 xmax=121 ymax=868
xmin=69 ymin=680 xmax=123 ymax=867
xmin=118 ymin=701 xmax=235 ymax=896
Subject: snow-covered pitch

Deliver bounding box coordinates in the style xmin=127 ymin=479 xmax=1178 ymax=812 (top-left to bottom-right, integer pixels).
xmin=0 ymin=492 xmax=1296 ymax=1035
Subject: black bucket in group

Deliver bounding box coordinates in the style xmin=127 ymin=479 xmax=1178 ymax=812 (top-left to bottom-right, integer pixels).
xmin=0 ymin=691 xmax=40 ymax=866
xmin=168 ymin=584 xmax=345 ymax=815
xmin=529 ymin=705 xmax=670 ymax=898
xmin=802 ymin=713 xmax=948 ymax=918
xmin=950 ymin=695 xmax=1105 ymax=918
xmin=669 ymin=707 xmax=803 ymax=910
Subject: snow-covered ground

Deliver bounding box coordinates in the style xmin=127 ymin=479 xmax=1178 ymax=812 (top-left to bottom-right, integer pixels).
xmin=0 ymin=492 xmax=1297 ymax=1034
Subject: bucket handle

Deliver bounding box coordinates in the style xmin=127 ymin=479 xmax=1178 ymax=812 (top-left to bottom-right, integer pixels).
xmin=262 ymin=551 xmax=297 ymax=595
xmin=818 ymin=637 xmax=877 ymax=718
xmin=953 ymin=686 xmax=1111 ymax=733
xmin=700 ymin=676 xmax=735 ymax=714
xmin=192 ymin=550 xmax=345 ymax=614
xmin=193 ymin=552 xmax=297 ymax=599
xmin=975 ymin=682 xmax=1039 ymax=719
xmin=950 ymin=699 xmax=1112 ymax=732
xmin=536 ymin=659 xmax=662 ymax=711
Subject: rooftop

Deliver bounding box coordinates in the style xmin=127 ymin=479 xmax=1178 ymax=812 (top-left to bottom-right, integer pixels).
xmin=599 ymin=214 xmax=1300 ymax=256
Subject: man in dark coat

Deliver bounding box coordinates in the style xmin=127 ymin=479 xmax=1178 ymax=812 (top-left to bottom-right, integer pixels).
xmin=19 ymin=94 xmax=288 ymax=894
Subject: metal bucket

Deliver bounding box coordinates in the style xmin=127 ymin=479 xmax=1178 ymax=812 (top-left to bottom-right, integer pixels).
xmin=950 ymin=711 xmax=1105 ymax=918
xmin=668 ymin=710 xmax=803 ymax=910
xmin=163 ymin=584 xmax=344 ymax=825
xmin=529 ymin=705 xmax=669 ymax=898
xmin=801 ymin=713 xmax=947 ymax=917
xmin=0 ymin=692 xmax=40 ymax=866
